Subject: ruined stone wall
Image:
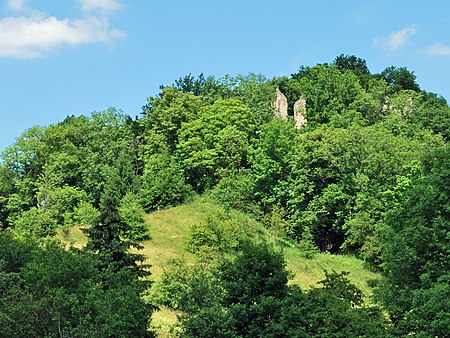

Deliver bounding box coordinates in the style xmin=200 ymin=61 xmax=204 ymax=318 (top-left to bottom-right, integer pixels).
xmin=294 ymin=97 xmax=307 ymax=129
xmin=273 ymin=88 xmax=288 ymax=120
xmin=273 ymin=89 xmax=307 ymax=129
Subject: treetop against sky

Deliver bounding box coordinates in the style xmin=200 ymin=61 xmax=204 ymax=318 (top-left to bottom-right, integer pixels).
xmin=1 ymin=0 xmax=449 ymax=151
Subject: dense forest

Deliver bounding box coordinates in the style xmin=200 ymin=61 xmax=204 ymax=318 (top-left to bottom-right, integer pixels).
xmin=0 ymin=55 xmax=449 ymax=337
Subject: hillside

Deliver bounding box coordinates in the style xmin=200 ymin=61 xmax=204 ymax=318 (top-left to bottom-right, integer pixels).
xmin=59 ymin=199 xmax=379 ymax=292
xmin=58 ymin=199 xmax=380 ymax=337
xmin=2 ymin=55 xmax=449 ymax=336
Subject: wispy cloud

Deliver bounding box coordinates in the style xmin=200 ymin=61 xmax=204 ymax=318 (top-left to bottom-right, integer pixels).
xmin=373 ymin=25 xmax=417 ymax=50
xmin=0 ymin=1 xmax=124 ymax=59
xmin=427 ymin=44 xmax=450 ymax=57
xmin=78 ymin=0 xmax=123 ymax=14
xmin=6 ymin=0 xmax=28 ymax=12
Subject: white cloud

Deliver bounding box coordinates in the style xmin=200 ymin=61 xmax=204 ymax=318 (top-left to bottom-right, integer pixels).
xmin=427 ymin=44 xmax=450 ymax=57
xmin=78 ymin=0 xmax=122 ymax=14
xmin=373 ymin=25 xmax=417 ymax=50
xmin=6 ymin=0 xmax=28 ymax=11
xmin=0 ymin=1 xmax=125 ymax=59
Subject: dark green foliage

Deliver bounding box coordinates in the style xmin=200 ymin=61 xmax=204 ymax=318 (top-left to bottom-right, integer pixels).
xmin=219 ymin=242 xmax=290 ymax=305
xmin=140 ymin=152 xmax=193 ymax=212
xmin=84 ymin=187 xmax=149 ymax=278
xmin=414 ymin=94 xmax=450 ymax=140
xmin=155 ymin=259 xmax=222 ymax=313
xmin=380 ymin=66 xmax=420 ymax=92
xmin=318 ymin=270 xmax=363 ymax=307
xmin=0 ymin=234 xmax=154 ymax=337
xmin=208 ymin=171 xmax=260 ymax=216
xmin=176 ymin=241 xmax=388 ymax=337
xmin=334 ymin=54 xmax=370 ymax=76
xmin=334 ymin=54 xmax=371 ymax=89
xmin=286 ymin=124 xmax=440 ymax=256
xmin=263 ymin=204 xmax=293 ymax=238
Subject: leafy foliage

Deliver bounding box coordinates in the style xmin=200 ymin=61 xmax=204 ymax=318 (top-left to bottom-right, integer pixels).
xmin=0 ymin=233 xmax=154 ymax=337
xmin=175 ymin=242 xmax=387 ymax=337
xmin=1 ymin=55 xmax=450 ymax=336
xmin=376 ymin=144 xmax=450 ymax=337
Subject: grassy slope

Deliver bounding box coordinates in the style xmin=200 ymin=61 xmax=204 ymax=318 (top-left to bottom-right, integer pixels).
xmin=143 ymin=200 xmax=378 ymax=293
xmin=58 ymin=199 xmax=379 ymax=337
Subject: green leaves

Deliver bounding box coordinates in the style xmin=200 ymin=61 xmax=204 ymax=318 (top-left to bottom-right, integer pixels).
xmin=177 ymin=98 xmax=255 ymax=191
xmin=376 ymin=144 xmax=450 ymax=336
xmin=0 ymin=234 xmax=154 ymax=337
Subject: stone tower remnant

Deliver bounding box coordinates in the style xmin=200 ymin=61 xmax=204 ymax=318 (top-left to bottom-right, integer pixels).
xmin=293 ymin=97 xmax=307 ymax=129
xmin=273 ymin=88 xmax=288 ymax=120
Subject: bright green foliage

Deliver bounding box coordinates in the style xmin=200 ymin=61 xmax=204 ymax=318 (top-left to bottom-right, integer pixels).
xmin=208 ymin=171 xmax=259 ymax=216
xmin=226 ymin=73 xmax=276 ymax=126
xmin=1 ymin=125 xmax=46 ymax=180
xmin=1 ymin=55 xmax=450 ymax=336
xmin=187 ymin=215 xmax=249 ymax=258
xmin=172 ymin=73 xmax=232 ymax=103
xmin=73 ymin=201 xmax=100 ymax=226
xmin=119 ymin=192 xmax=150 ymax=241
xmin=36 ymin=184 xmax=89 ymax=226
xmin=11 ymin=206 xmax=57 ymax=239
xmin=0 ymin=110 xmax=139 ymax=233
xmin=297 ymin=225 xmax=318 ymax=258
xmin=279 ymin=64 xmax=367 ymax=126
xmin=248 ymin=118 xmax=298 ymax=209
xmin=80 ymin=110 xmax=140 ymax=205
xmin=141 ymin=87 xmax=203 ymax=153
xmin=177 ymin=98 xmax=255 ymax=191
xmin=376 ymin=144 xmax=450 ymax=337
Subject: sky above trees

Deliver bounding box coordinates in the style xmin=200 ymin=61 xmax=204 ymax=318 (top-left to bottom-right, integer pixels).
xmin=1 ymin=0 xmax=450 ymax=151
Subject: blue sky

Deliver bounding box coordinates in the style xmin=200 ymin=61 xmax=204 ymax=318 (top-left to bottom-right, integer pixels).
xmin=1 ymin=0 xmax=450 ymax=151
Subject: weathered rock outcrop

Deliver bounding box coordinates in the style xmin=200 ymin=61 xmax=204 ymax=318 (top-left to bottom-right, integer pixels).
xmin=273 ymin=89 xmax=307 ymax=129
xmin=294 ymin=97 xmax=307 ymax=129
xmin=273 ymin=88 xmax=288 ymax=120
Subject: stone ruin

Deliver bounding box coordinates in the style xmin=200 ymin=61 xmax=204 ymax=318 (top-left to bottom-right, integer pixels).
xmin=273 ymin=89 xmax=307 ymax=129
xmin=293 ymin=97 xmax=307 ymax=129
xmin=273 ymin=88 xmax=288 ymax=120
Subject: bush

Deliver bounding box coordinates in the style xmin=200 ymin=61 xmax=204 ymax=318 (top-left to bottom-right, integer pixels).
xmin=73 ymin=201 xmax=99 ymax=226
xmin=119 ymin=192 xmax=150 ymax=241
xmin=208 ymin=172 xmax=260 ymax=217
xmin=12 ymin=207 xmax=57 ymax=239
xmin=154 ymin=259 xmax=222 ymax=313
xmin=141 ymin=153 xmax=193 ymax=212
xmin=187 ymin=216 xmax=248 ymax=257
